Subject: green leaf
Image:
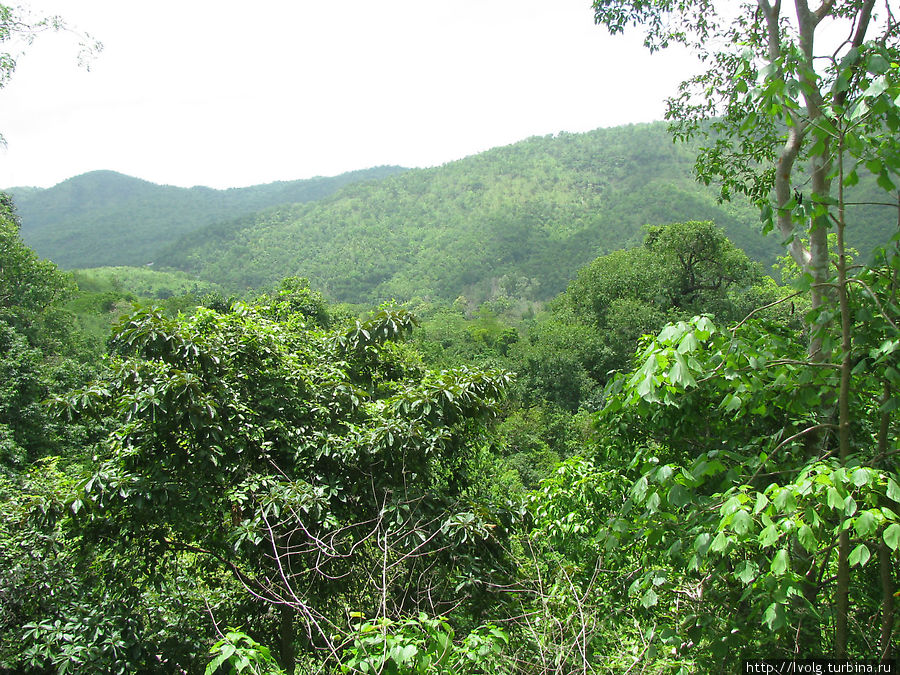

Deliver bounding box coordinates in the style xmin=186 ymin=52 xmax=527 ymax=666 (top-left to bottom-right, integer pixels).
xmin=827 ymin=487 xmax=844 ymax=510
xmin=771 ymin=548 xmax=789 ymax=575
xmin=734 ymin=559 xmax=759 ymax=584
xmin=636 ymin=372 xmax=657 ymax=399
xmin=798 ymin=524 xmax=817 ymax=552
xmin=396 ymin=645 xmax=417 ymax=662
xmin=762 ymin=602 xmax=785 ymax=631
xmin=668 ymin=353 xmax=697 ymax=388
xmin=865 ymin=75 xmax=889 ymax=98
xmin=887 ymin=478 xmax=900 ymax=502
xmin=851 ymin=468 xmax=871 ymax=487
xmin=694 ymin=532 xmax=712 ymax=554
xmin=677 ymin=332 xmax=699 ymax=354
xmin=694 ymin=316 xmax=716 ymax=339
xmin=632 ymin=476 xmax=649 ymax=502
xmin=867 ymin=53 xmax=890 ymax=74
xmin=711 ymin=530 xmax=729 ymax=553
xmin=641 ymin=588 xmax=659 ymax=608
xmin=849 ymin=543 xmax=871 ymax=567
xmin=877 ymin=172 xmax=897 ymax=192
xmin=866 ymin=158 xmax=884 ymax=175
xmin=850 ymin=98 xmax=870 ymax=120
xmin=732 ymin=509 xmax=753 ymax=536
xmin=205 ymin=653 xmax=229 ymax=675
xmin=884 ymin=523 xmax=900 ymax=551
xmin=721 ymin=495 xmax=742 ymax=516
xmin=854 ymin=510 xmax=879 ymax=537
xmin=668 ymin=483 xmax=690 ymax=508
xmin=759 ymin=523 xmax=779 ymax=548
xmin=722 ymin=394 xmax=742 ymax=412
xmin=773 ymin=489 xmax=796 ymax=513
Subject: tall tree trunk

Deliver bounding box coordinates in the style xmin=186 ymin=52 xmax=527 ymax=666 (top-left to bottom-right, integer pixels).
xmin=280 ymin=604 xmax=295 ymax=674
xmin=833 ymin=137 xmax=853 ymax=657
xmin=879 ymin=541 xmax=895 ymax=660
xmin=879 ymin=381 xmax=896 ymax=660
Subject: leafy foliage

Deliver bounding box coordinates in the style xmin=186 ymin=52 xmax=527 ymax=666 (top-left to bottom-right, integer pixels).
xmin=58 ymin=296 xmax=512 ymax=670
xmin=205 ymin=629 xmax=285 ymax=675
xmin=511 ymin=220 xmax=783 ymax=410
xmin=340 ymin=614 xmax=509 ymax=675
xmin=594 ymin=295 xmax=898 ymax=657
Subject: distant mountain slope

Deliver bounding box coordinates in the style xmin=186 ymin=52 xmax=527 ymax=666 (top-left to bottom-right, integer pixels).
xmin=8 ymin=166 xmax=407 ymax=268
xmin=160 ymin=123 xmax=857 ymax=303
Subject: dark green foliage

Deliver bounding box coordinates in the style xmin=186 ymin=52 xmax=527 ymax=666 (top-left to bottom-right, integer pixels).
xmin=0 ymin=194 xmax=74 ymax=333
xmin=412 ymin=301 xmax=522 ymax=368
xmin=11 ymin=126 xmax=896 ymax=310
xmin=3 ymin=2 xmax=898 ymax=665
xmin=564 ymin=221 xmax=767 ymax=326
xmin=495 ymin=405 xmax=595 ymax=490
xmin=512 ymin=221 xmax=780 ymax=410
xmin=509 ymin=315 xmax=606 ymax=411
xmin=0 ymin=195 xmax=93 ymax=467
xmin=590 ymin=284 xmax=899 ymax=660
xmin=9 ymin=167 xmax=407 ymax=268
xmin=340 ymin=614 xmax=509 ymax=675
xmin=0 ymin=195 xmax=138 ymax=671
xmin=0 ymin=324 xmax=50 ymax=466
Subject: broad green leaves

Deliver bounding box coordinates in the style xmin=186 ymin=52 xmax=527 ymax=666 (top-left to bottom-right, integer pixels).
xmin=205 ymin=629 xmax=284 ymax=675
xmin=340 ymin=614 xmax=509 ymax=675
xmin=594 ymin=305 xmax=900 ymax=654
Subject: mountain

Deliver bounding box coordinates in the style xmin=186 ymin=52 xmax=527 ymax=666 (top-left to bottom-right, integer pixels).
xmin=11 ymin=123 xmax=895 ymax=306
xmin=7 ymin=166 xmax=408 ymax=268
xmin=155 ymin=124 xmax=802 ymax=303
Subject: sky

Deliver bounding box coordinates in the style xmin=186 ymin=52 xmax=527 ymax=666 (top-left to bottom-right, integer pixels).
xmin=0 ymin=0 xmax=697 ymax=190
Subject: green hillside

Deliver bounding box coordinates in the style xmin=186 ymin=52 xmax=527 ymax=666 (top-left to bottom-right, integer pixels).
xmin=8 ymin=166 xmax=407 ymax=268
xmin=11 ymin=123 xmax=895 ymax=305
xmin=159 ymin=123 xmax=792 ymax=303
xmin=70 ymin=266 xmax=225 ymax=299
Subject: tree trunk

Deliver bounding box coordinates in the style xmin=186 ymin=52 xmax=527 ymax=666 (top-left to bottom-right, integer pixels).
xmin=879 ymin=541 xmax=895 ymax=660
xmin=879 ymin=382 xmax=896 ymax=660
xmin=280 ymin=604 xmax=295 ymax=674
xmin=833 ymin=140 xmax=853 ymax=657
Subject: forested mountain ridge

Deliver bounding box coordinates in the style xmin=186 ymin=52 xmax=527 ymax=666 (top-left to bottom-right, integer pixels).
xmin=9 ymin=123 xmax=895 ymax=306
xmin=158 ymin=122 xmax=892 ymax=304
xmin=7 ymin=166 xmax=407 ymax=268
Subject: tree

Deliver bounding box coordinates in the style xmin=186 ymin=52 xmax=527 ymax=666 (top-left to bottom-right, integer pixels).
xmin=0 ymin=195 xmax=73 ymax=330
xmin=0 ymin=5 xmax=100 ymax=144
xmin=0 ymin=194 xmax=89 ymax=467
xmin=594 ymin=0 xmax=898 ymax=331
xmin=60 ymin=299 xmax=512 ymax=672
xmin=592 ymin=0 xmax=900 ymax=659
xmin=513 ymin=221 xmax=776 ymax=411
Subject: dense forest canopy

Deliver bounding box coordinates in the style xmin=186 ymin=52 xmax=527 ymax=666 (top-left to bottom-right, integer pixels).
xmin=0 ymin=0 xmax=899 ymax=673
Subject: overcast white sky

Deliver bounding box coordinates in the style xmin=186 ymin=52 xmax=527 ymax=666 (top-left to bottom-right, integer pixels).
xmin=0 ymin=0 xmax=696 ymax=189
